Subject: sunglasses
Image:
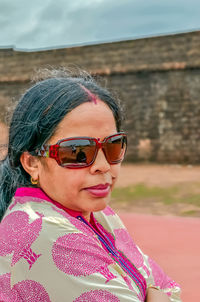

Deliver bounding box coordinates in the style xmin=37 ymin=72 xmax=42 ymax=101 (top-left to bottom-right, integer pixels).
xmin=34 ymin=132 xmax=127 ymax=168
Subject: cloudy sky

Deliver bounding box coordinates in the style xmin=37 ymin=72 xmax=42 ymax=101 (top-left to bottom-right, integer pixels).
xmin=1 ymin=0 xmax=200 ymax=51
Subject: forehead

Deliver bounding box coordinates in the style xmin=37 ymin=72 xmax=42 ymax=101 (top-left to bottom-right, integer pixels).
xmin=50 ymin=100 xmax=117 ymax=143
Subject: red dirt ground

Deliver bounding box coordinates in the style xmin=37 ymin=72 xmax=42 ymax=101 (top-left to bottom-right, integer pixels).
xmin=114 ymin=164 xmax=200 ymax=301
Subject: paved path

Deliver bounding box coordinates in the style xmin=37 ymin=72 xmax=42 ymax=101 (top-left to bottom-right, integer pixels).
xmin=118 ymin=213 xmax=200 ymax=302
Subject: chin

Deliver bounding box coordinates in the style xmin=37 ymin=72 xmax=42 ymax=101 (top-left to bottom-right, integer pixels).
xmin=91 ymin=198 xmax=109 ymax=213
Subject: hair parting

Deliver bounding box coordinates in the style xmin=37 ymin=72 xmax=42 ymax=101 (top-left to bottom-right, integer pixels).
xmin=79 ymin=84 xmax=98 ymax=104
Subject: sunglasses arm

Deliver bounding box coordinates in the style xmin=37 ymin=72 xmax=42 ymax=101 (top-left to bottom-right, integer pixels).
xmin=35 ymin=144 xmax=59 ymax=160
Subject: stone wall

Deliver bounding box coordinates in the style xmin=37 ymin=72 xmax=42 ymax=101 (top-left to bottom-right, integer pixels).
xmin=1 ymin=31 xmax=200 ymax=163
xmin=105 ymin=69 xmax=200 ymax=163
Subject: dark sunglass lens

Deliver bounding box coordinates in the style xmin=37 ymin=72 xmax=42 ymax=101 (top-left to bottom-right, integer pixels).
xmin=104 ymin=135 xmax=127 ymax=163
xmin=59 ymin=139 xmax=96 ymax=166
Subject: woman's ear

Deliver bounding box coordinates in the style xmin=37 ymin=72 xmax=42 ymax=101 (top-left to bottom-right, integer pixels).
xmin=20 ymin=152 xmax=40 ymax=181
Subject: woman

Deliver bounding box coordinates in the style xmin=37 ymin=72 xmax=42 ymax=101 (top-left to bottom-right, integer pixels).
xmin=0 ymin=69 xmax=181 ymax=302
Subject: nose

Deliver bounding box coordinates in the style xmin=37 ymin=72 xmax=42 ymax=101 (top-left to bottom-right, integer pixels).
xmin=89 ymin=148 xmax=110 ymax=174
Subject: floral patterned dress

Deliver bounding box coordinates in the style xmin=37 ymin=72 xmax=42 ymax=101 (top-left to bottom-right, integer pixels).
xmin=0 ymin=188 xmax=181 ymax=302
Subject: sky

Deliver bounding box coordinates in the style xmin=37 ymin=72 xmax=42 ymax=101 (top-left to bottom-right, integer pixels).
xmin=0 ymin=0 xmax=200 ymax=51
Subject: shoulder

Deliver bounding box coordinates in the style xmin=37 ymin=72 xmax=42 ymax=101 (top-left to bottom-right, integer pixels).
xmin=2 ymin=194 xmax=98 ymax=237
xmin=94 ymin=206 xmax=126 ymax=231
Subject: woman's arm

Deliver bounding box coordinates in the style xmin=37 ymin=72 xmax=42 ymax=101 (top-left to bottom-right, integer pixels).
xmin=145 ymin=287 xmax=171 ymax=302
xmin=145 ymin=256 xmax=182 ymax=301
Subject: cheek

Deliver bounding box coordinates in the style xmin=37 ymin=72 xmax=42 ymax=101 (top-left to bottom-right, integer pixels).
xmin=38 ymin=160 xmax=86 ymax=194
xmin=62 ymin=169 xmax=86 ymax=190
xmin=111 ymin=164 xmax=121 ymax=187
xmin=37 ymin=160 xmax=62 ymax=191
xmin=39 ymin=161 xmax=85 ymax=207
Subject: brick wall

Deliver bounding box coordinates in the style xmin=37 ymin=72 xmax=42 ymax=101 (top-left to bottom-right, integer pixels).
xmin=1 ymin=31 xmax=200 ymax=163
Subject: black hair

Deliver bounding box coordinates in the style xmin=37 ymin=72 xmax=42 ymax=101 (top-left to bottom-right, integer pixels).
xmin=0 ymin=68 xmax=124 ymax=221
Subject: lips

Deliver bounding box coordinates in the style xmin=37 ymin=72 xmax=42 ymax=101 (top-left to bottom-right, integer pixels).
xmin=84 ymin=183 xmax=111 ymax=198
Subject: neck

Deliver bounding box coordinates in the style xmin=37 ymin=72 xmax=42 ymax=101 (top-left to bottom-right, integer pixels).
xmin=81 ymin=211 xmax=91 ymax=222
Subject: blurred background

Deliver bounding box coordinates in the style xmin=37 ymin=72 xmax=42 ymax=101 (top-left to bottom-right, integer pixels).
xmin=1 ymin=0 xmax=200 ymax=217
xmin=1 ymin=0 xmax=200 ymax=300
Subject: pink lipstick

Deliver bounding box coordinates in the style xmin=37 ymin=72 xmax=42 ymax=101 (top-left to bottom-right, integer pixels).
xmin=84 ymin=184 xmax=110 ymax=198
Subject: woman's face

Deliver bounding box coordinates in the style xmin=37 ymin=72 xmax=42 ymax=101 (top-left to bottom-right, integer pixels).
xmin=37 ymin=100 xmax=121 ymax=220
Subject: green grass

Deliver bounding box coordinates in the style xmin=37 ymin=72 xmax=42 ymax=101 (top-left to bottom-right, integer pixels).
xmin=111 ymin=183 xmax=200 ymax=207
xmin=181 ymin=210 xmax=198 ymax=216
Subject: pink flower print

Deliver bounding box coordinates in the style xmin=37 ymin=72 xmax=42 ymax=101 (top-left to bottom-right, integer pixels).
xmin=114 ymin=228 xmax=145 ymax=268
xmin=102 ymin=206 xmax=115 ymax=216
xmin=148 ymin=258 xmax=165 ymax=287
xmin=18 ymin=245 xmax=41 ymax=270
xmin=73 ymin=289 xmax=120 ymax=302
xmin=52 ymin=233 xmax=117 ymax=283
xmin=0 ymin=273 xmax=51 ymax=302
xmin=0 ymin=211 xmax=43 ymax=269
xmin=9 ymin=196 xmax=45 ymax=210
xmin=0 ymin=273 xmax=16 ymax=302
xmin=148 ymin=258 xmax=174 ymax=289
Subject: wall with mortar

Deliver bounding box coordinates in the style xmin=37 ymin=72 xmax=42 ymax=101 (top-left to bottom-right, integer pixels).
xmin=1 ymin=31 xmax=200 ymax=163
